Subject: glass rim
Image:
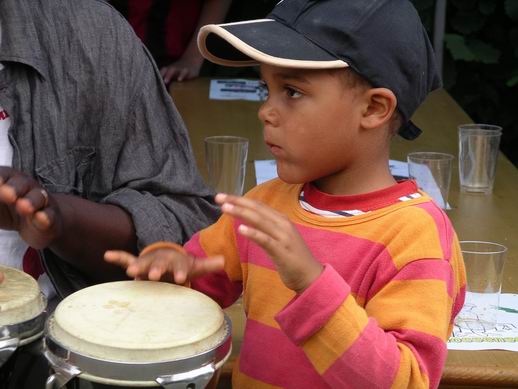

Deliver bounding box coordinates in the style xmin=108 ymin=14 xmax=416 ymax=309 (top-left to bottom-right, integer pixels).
xmin=204 ymin=136 xmax=249 ymax=144
xmin=459 ymin=240 xmax=508 ymax=255
xmin=407 ymin=152 xmax=455 ymax=162
xmin=458 ymin=124 xmax=502 ymax=134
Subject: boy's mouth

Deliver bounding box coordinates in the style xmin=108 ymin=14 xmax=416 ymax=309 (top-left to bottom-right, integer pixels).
xmin=266 ymin=141 xmax=283 ymax=156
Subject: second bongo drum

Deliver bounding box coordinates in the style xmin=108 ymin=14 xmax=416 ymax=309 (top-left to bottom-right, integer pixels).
xmin=44 ymin=281 xmax=231 ymax=388
xmin=0 ymin=265 xmax=47 ymax=385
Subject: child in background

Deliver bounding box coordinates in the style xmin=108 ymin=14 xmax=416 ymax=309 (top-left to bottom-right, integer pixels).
xmin=106 ymin=1 xmax=466 ymax=388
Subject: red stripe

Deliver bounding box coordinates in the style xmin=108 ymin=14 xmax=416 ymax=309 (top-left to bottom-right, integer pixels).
xmin=393 ymin=259 xmax=455 ymax=298
xmin=323 ymin=319 xmax=400 ymax=388
xmin=303 ymin=180 xmax=419 ymax=211
xmin=416 ymin=202 xmax=453 ymax=260
xmin=238 ymin=319 xmax=325 ymax=388
xmin=390 ymin=328 xmax=447 ymax=389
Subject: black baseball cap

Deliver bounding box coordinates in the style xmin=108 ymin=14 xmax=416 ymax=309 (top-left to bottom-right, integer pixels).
xmin=198 ymin=0 xmax=441 ymax=140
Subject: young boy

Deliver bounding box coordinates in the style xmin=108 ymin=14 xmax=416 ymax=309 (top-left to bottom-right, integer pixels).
xmin=105 ymin=1 xmax=466 ymax=388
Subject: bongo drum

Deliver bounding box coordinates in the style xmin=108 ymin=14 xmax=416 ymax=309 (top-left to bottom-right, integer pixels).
xmin=0 ymin=265 xmax=47 ymax=385
xmin=44 ymin=281 xmax=232 ymax=389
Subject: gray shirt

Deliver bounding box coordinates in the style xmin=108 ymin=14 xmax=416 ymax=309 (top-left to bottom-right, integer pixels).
xmin=0 ymin=0 xmax=219 ymax=291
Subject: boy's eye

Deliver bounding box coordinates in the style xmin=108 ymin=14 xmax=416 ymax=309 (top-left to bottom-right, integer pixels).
xmin=286 ymin=87 xmax=302 ymax=98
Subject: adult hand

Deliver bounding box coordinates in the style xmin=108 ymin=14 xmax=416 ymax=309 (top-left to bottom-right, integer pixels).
xmin=160 ymin=55 xmax=204 ymax=84
xmin=0 ymin=167 xmax=62 ymax=249
xmin=215 ymin=193 xmax=323 ymax=294
xmin=104 ymin=248 xmax=224 ymax=284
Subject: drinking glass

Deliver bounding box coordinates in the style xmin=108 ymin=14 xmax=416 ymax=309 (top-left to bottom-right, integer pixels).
xmin=204 ymin=136 xmax=249 ymax=195
xmin=407 ymin=152 xmax=454 ymax=209
xmin=458 ymin=124 xmax=502 ymax=194
xmin=455 ymin=241 xmax=507 ymax=331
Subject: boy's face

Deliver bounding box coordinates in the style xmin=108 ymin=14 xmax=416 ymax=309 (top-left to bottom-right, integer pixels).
xmin=259 ymin=65 xmax=366 ymax=187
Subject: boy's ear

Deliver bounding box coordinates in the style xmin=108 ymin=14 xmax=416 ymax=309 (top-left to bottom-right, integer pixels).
xmin=360 ymin=88 xmax=398 ymax=130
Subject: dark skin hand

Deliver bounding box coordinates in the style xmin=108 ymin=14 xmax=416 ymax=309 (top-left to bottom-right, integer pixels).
xmin=0 ymin=167 xmax=137 ymax=282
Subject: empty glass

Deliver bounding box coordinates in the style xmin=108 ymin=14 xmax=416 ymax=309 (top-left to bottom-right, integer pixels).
xmin=204 ymin=136 xmax=249 ymax=196
xmin=455 ymin=241 xmax=507 ymax=331
xmin=407 ymin=152 xmax=454 ymax=210
xmin=458 ymin=124 xmax=502 ymax=194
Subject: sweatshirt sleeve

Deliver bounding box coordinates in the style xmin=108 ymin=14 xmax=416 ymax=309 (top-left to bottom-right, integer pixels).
xmin=275 ymin=257 xmax=461 ymax=389
xmin=186 ymin=213 xmax=243 ymax=308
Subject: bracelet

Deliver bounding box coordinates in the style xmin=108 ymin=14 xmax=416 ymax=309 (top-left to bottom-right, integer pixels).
xmin=140 ymin=241 xmax=186 ymax=256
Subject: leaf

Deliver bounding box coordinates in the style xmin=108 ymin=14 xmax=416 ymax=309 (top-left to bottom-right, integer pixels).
xmin=507 ymin=75 xmax=518 ymax=87
xmin=505 ymin=0 xmax=518 ymax=21
xmin=444 ymin=34 xmax=475 ymax=61
xmin=467 ymin=39 xmax=501 ymax=64
xmin=479 ymin=0 xmax=497 ymax=15
xmin=450 ymin=11 xmax=486 ymax=34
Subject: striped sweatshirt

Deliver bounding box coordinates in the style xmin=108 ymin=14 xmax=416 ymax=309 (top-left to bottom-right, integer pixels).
xmin=186 ymin=179 xmax=466 ymax=389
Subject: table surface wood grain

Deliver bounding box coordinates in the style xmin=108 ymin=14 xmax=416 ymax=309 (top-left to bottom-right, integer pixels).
xmin=170 ymin=78 xmax=518 ymax=387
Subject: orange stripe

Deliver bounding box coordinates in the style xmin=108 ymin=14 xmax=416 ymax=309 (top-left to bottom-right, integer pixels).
xmin=390 ymin=342 xmax=430 ymax=389
xmin=367 ymin=279 xmax=452 ymax=339
xmin=303 ymin=295 xmax=369 ymax=374
xmin=199 ymin=214 xmax=243 ymax=282
xmin=244 ymin=264 xmax=296 ymax=329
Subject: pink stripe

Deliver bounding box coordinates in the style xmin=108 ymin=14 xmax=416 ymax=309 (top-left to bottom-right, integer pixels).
xmin=451 ymin=284 xmax=466 ymax=321
xmin=275 ymin=265 xmax=350 ymax=345
xmin=416 ymin=202 xmax=452 ymax=260
xmin=240 ymin=222 xmax=396 ymax=301
xmin=186 ymin=234 xmax=242 ymax=308
xmin=393 ymin=259 xmax=455 ymax=298
xmin=390 ymin=328 xmax=447 ymax=389
xmin=239 ymin=319 xmax=326 ymax=388
xmin=323 ymin=319 xmax=400 ymax=388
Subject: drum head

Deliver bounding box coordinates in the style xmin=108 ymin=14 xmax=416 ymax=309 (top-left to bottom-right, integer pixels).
xmin=48 ymin=281 xmax=227 ymax=362
xmin=0 ymin=265 xmax=45 ymax=326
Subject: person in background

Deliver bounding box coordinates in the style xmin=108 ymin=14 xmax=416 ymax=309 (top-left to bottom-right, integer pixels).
xmin=105 ymin=0 xmax=466 ymax=388
xmin=109 ymin=0 xmax=232 ymax=84
xmin=0 ymin=0 xmax=219 ymax=300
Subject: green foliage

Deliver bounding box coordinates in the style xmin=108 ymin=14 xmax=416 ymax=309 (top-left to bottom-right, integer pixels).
xmin=411 ymin=0 xmax=518 ymax=167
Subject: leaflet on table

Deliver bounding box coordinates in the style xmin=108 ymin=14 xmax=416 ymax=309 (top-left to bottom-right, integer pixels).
xmin=209 ymin=79 xmax=267 ymax=101
xmin=448 ymin=293 xmax=518 ymax=352
xmin=255 ymin=159 xmax=410 ymax=185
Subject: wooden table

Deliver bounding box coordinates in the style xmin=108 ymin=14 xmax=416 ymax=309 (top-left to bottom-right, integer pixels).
xmin=170 ymin=78 xmax=518 ymax=388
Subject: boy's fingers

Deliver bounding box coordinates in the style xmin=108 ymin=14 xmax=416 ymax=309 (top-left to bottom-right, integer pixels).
xmin=104 ymin=250 xmax=138 ymax=267
xmin=222 ymin=202 xmax=284 ymax=239
xmin=148 ymin=259 xmax=171 ymax=281
xmin=189 ymin=255 xmax=225 ymax=278
xmin=237 ymin=225 xmax=278 ymax=256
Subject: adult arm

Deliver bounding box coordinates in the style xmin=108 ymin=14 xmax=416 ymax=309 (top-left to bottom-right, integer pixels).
xmin=161 ymin=0 xmax=233 ymax=83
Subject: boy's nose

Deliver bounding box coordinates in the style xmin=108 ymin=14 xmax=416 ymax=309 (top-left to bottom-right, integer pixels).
xmin=258 ymin=100 xmax=278 ymax=126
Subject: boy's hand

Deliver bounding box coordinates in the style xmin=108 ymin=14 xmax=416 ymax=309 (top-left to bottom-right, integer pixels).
xmin=0 ymin=167 xmax=62 ymax=249
xmin=216 ymin=193 xmax=323 ymax=294
xmin=104 ymin=249 xmax=224 ymax=284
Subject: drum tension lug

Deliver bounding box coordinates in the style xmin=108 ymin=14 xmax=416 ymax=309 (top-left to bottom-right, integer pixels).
xmin=0 ymin=337 xmax=19 ymax=367
xmin=156 ymin=363 xmax=216 ymax=389
xmin=44 ymin=349 xmax=81 ymax=389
